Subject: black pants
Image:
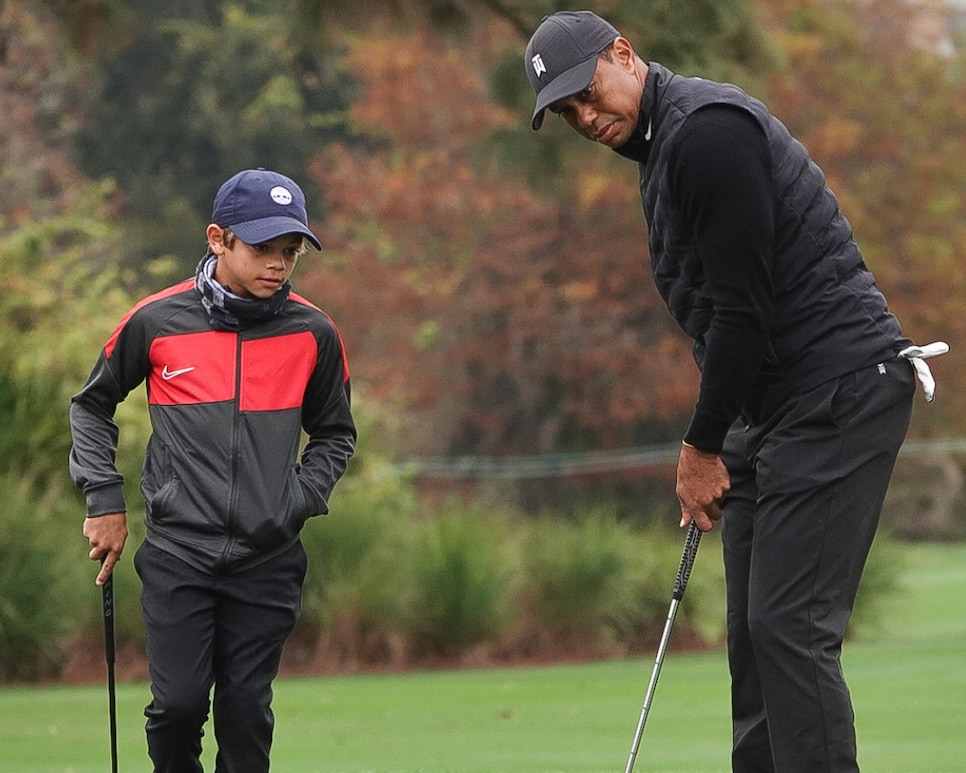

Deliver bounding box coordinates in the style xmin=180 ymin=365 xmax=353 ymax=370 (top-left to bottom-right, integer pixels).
xmin=134 ymin=540 xmax=307 ymax=773
xmin=721 ymin=360 xmax=915 ymax=772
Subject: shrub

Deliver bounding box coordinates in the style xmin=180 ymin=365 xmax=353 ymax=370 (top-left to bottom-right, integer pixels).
xmin=518 ymin=511 xmax=635 ymax=651
xmin=299 ymin=500 xmax=412 ymax=666
xmin=618 ymin=522 xmax=726 ymax=647
xmin=296 ymin=422 xmax=418 ymax=667
xmin=403 ymin=507 xmax=514 ymax=657
xmin=0 ymin=476 xmax=88 ymax=680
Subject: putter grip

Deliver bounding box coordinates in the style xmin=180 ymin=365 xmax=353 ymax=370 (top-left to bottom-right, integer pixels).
xmin=102 ymin=572 xmax=116 ymax=665
xmin=672 ymin=521 xmax=701 ymax=601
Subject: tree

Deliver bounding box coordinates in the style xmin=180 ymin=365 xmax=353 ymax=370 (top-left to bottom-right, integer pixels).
xmin=34 ymin=0 xmax=779 ymax=460
xmin=0 ymin=0 xmax=145 ymax=677
xmin=297 ymin=1 xmax=775 ymax=463
xmin=59 ymin=0 xmax=358 ymax=279
xmin=758 ymin=0 xmax=966 ymax=436
xmin=0 ymin=0 xmax=140 ymax=494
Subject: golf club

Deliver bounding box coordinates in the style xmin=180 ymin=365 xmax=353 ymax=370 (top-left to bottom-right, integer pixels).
xmin=624 ymin=520 xmax=702 ymax=773
xmin=102 ymin=564 xmax=119 ymax=773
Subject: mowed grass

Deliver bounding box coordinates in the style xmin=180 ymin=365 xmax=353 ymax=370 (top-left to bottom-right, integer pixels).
xmin=1 ymin=543 xmax=963 ymax=773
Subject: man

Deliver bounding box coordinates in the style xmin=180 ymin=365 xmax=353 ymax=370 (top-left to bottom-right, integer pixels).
xmin=525 ymin=11 xmax=944 ymax=773
xmin=70 ymin=168 xmax=356 ymax=772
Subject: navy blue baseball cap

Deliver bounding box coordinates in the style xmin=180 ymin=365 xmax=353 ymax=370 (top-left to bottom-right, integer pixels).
xmin=525 ymin=11 xmax=621 ymax=130
xmin=212 ymin=168 xmax=322 ymax=250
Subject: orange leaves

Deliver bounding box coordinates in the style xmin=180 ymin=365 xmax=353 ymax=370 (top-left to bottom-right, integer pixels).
xmin=301 ymin=15 xmax=687 ymax=458
xmin=809 ymin=117 xmax=864 ymax=161
xmin=345 ymin=25 xmax=515 ymax=150
xmin=762 ymin=0 xmax=966 ymax=438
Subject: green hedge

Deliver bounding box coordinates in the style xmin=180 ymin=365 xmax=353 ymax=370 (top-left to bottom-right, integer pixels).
xmin=0 ymin=445 xmax=902 ymax=681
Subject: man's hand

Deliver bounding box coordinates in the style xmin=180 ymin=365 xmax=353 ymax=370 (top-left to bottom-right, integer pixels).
xmin=676 ymin=443 xmax=730 ymax=532
xmin=83 ymin=513 xmax=128 ymax=586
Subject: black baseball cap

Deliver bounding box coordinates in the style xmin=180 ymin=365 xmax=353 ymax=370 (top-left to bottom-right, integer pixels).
xmin=525 ymin=11 xmax=621 ymax=130
xmin=212 ymin=168 xmax=322 ymax=250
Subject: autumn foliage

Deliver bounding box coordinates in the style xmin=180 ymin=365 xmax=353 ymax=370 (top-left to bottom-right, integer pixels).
xmin=4 ymin=0 xmax=966 ymax=462
xmin=302 ymin=20 xmax=698 ymax=459
xmin=758 ymin=0 xmax=966 ymax=437
xmin=300 ymin=2 xmax=966 ymax=461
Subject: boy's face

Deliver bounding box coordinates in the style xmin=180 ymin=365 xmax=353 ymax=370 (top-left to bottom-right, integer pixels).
xmin=206 ymin=226 xmax=303 ymax=299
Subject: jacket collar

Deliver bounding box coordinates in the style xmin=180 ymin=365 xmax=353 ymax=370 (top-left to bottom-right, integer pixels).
xmin=613 ymin=62 xmax=662 ymax=163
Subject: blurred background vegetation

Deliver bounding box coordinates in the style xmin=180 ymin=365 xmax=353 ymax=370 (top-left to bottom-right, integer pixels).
xmin=1 ymin=0 xmax=964 ymax=681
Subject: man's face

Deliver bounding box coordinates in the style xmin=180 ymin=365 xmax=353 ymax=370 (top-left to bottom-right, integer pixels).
xmin=547 ymin=42 xmax=643 ymax=148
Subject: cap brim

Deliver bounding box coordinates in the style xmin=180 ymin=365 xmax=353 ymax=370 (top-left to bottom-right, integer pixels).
xmin=230 ymin=217 xmax=323 ymax=251
xmin=530 ymin=56 xmax=600 ymax=131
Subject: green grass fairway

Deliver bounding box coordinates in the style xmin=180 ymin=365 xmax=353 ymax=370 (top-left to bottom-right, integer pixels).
xmin=1 ymin=543 xmax=963 ymax=772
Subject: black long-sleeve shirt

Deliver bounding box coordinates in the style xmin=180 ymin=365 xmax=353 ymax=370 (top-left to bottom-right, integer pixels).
xmin=617 ymin=63 xmax=909 ymax=455
xmin=666 ymin=105 xmax=776 ymax=452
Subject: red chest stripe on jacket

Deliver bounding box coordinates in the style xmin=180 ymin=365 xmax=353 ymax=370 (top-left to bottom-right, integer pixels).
xmin=292 ymin=292 xmax=350 ymax=383
xmin=105 ymin=280 xmax=195 ymax=359
xmin=148 ymin=331 xmax=237 ymax=405
xmin=239 ymin=332 xmax=317 ymax=411
xmin=147 ymin=330 xmax=318 ymax=410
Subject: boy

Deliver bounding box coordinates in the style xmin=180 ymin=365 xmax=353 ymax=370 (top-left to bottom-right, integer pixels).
xmin=70 ymin=168 xmax=356 ymax=772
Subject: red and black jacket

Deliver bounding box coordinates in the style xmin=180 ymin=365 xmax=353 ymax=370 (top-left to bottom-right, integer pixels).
xmin=69 ymin=279 xmax=356 ymax=573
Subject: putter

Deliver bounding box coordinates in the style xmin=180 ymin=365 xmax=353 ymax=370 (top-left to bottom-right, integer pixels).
xmin=102 ymin=565 xmax=119 ymax=773
xmin=624 ymin=520 xmax=702 ymax=773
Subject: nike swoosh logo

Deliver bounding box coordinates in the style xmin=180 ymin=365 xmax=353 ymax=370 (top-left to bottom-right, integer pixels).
xmin=644 ymin=118 xmax=652 ymax=141
xmin=161 ymin=365 xmax=196 ymax=381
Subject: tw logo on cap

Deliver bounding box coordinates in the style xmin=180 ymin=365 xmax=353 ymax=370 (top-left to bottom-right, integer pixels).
xmin=531 ymin=54 xmax=547 ymax=78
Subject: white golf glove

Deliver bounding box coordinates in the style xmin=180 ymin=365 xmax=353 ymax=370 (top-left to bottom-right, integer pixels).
xmin=898 ymin=341 xmax=949 ymax=402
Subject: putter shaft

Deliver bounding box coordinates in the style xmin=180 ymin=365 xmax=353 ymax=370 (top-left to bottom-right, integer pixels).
xmin=624 ymin=522 xmax=701 ymax=773
xmin=103 ymin=570 xmax=118 ymax=773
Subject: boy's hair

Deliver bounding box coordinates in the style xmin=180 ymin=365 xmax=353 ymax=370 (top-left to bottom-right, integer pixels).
xmin=217 ymin=226 xmax=311 ymax=256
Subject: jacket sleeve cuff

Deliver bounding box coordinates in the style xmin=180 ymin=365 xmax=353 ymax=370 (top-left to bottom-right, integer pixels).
xmin=683 ymin=412 xmax=732 ymax=455
xmin=85 ymin=483 xmax=127 ymax=518
xmin=299 ymin=478 xmax=329 ymax=517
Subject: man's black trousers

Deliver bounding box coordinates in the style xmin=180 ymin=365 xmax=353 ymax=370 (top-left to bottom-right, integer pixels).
xmin=721 ymin=359 xmax=915 ymax=773
xmin=134 ymin=540 xmax=307 ymax=773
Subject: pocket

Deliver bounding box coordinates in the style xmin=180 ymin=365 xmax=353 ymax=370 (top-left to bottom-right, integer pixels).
xmin=244 ymin=469 xmax=312 ymax=550
xmin=827 ymin=370 xmax=858 ymax=430
xmin=145 ymin=478 xmax=180 ymax=526
xmin=754 ymin=374 xmax=856 ymax=493
xmin=140 ymin=434 xmax=168 ymax=496
xmin=141 ymin=437 xmax=179 ymax=523
xmin=288 ymin=467 xmax=315 ymax=525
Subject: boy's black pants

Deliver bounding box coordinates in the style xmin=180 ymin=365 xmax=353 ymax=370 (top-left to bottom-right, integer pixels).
xmin=721 ymin=359 xmax=915 ymax=772
xmin=135 ymin=540 xmax=307 ymax=773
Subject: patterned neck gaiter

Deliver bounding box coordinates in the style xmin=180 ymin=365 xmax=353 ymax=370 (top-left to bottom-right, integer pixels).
xmin=194 ymin=253 xmax=291 ymax=331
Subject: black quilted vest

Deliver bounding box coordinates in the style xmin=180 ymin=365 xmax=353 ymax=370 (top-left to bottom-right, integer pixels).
xmin=617 ymin=63 xmax=907 ymax=405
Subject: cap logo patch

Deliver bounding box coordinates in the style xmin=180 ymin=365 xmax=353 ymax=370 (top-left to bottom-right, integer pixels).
xmin=270 ymin=185 xmax=293 ymax=206
xmin=531 ymin=54 xmax=547 ymax=77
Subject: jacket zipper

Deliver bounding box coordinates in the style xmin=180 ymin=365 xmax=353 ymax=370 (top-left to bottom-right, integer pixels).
xmin=219 ymin=332 xmax=244 ymax=568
